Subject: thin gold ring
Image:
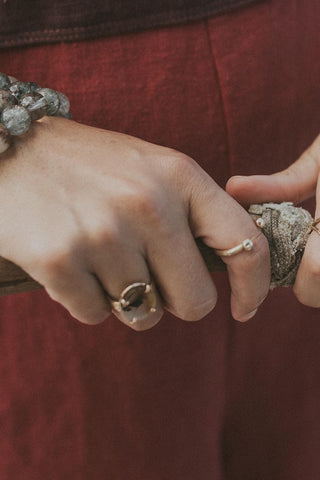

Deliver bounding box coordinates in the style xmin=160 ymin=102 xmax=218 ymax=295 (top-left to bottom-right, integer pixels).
xmin=214 ymin=238 xmax=254 ymax=257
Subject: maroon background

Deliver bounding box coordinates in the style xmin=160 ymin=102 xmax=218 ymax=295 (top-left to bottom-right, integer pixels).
xmin=0 ymin=0 xmax=263 ymax=48
xmin=0 ymin=0 xmax=319 ymax=478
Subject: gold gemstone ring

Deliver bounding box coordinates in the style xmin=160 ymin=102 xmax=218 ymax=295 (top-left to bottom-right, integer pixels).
xmin=110 ymin=282 xmax=159 ymax=328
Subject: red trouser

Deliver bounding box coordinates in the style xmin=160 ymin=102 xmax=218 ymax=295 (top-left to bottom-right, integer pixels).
xmin=0 ymin=0 xmax=320 ymax=478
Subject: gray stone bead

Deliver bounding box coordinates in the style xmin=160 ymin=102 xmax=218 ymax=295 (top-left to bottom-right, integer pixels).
xmin=56 ymin=92 xmax=70 ymax=117
xmin=1 ymin=106 xmax=31 ymax=136
xmin=20 ymin=92 xmax=47 ymax=121
xmin=9 ymin=81 xmax=31 ymax=100
xmin=0 ymin=89 xmax=17 ymax=112
xmin=0 ymin=73 xmax=10 ymax=90
xmin=37 ymin=88 xmax=59 ymax=115
xmin=26 ymin=81 xmax=40 ymax=93
xmin=0 ymin=124 xmax=11 ymax=154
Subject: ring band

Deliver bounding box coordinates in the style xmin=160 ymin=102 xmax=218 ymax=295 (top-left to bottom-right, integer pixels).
xmin=110 ymin=281 xmax=160 ymax=329
xmin=214 ymin=238 xmax=254 ymax=257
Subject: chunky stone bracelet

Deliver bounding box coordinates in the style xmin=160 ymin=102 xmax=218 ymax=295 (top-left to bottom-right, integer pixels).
xmin=0 ymin=72 xmax=71 ymax=154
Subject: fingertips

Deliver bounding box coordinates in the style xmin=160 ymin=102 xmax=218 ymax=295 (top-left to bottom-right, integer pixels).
xmin=293 ymin=231 xmax=320 ymax=308
xmin=188 ymin=176 xmax=270 ymax=323
xmin=146 ymin=229 xmax=218 ymax=322
xmin=227 ymin=231 xmax=270 ymax=322
xmin=226 ymin=175 xmax=261 ymax=204
xmin=226 ymin=174 xmax=290 ymax=205
xmin=227 ymin=149 xmax=319 ymax=206
xmin=292 ymin=172 xmax=320 ymax=308
xmin=45 ymin=271 xmax=112 ymax=325
xmin=236 ymin=308 xmax=258 ymax=322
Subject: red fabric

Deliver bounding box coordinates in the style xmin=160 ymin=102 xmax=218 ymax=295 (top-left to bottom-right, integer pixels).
xmin=0 ymin=0 xmax=319 ymax=478
xmin=0 ymin=0 xmax=263 ymax=48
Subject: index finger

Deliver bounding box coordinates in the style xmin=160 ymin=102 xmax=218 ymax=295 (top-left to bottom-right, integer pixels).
xmin=187 ymin=168 xmax=270 ymax=321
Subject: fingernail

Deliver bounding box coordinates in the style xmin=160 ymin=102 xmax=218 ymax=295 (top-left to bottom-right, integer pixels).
xmin=237 ymin=308 xmax=258 ymax=322
xmin=230 ymin=175 xmax=247 ymax=181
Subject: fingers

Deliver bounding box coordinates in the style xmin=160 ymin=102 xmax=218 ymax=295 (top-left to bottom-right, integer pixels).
xmin=37 ymin=242 xmax=163 ymax=331
xmin=43 ymin=268 xmax=112 ymax=325
xmin=145 ymin=221 xmax=217 ymax=322
xmin=187 ymin=168 xmax=270 ymax=321
xmin=226 ymin=135 xmax=320 ymax=205
xmin=224 ymin=135 xmax=320 ymax=311
xmin=293 ymin=172 xmax=320 ymax=307
xmin=91 ymin=245 xmax=163 ymax=331
xmin=222 ymin=231 xmax=270 ymax=320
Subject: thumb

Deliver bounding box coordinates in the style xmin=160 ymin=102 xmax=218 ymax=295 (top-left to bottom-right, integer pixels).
xmin=226 ymin=135 xmax=320 ymax=206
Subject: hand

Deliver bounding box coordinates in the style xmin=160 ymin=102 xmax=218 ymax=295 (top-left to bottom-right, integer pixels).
xmin=226 ymin=133 xmax=320 ymax=308
xmin=0 ymin=116 xmax=270 ymax=329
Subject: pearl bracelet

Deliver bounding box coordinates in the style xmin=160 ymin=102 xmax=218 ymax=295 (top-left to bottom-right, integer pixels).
xmin=0 ymin=72 xmax=71 ymax=154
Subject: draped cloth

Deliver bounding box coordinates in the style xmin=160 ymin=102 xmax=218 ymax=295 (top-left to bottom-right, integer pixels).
xmin=0 ymin=0 xmax=263 ymax=48
xmin=0 ymin=0 xmax=320 ymax=478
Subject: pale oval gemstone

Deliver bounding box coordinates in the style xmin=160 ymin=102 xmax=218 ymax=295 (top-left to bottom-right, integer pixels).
xmin=114 ymin=282 xmax=161 ymax=330
xmin=122 ymin=284 xmax=158 ymax=323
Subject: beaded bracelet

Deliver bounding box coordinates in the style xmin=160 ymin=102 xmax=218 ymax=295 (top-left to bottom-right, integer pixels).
xmin=0 ymin=72 xmax=71 ymax=154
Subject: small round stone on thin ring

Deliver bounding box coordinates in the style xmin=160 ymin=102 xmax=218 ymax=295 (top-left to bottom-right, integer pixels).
xmin=214 ymin=238 xmax=254 ymax=257
xmin=255 ymin=217 xmax=266 ymax=228
xmin=243 ymin=239 xmax=254 ymax=251
xmin=144 ymin=284 xmax=152 ymax=293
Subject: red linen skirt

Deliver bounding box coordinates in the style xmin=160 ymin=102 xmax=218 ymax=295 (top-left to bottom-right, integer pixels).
xmin=0 ymin=0 xmax=320 ymax=478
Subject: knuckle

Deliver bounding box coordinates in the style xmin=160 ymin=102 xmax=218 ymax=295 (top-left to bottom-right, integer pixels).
xmin=169 ymin=152 xmax=196 ymax=170
xmin=115 ymin=186 xmax=170 ymax=234
xmin=89 ymin=221 xmax=120 ymax=248
xmin=159 ymin=149 xmax=199 ymax=181
xmin=34 ymin=243 xmax=76 ymax=276
xmin=126 ymin=189 xmax=165 ymax=223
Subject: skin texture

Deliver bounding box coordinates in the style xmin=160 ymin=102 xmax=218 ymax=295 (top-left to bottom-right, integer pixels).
xmin=0 ymin=116 xmax=270 ymax=329
xmin=227 ymin=133 xmax=320 ymax=309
